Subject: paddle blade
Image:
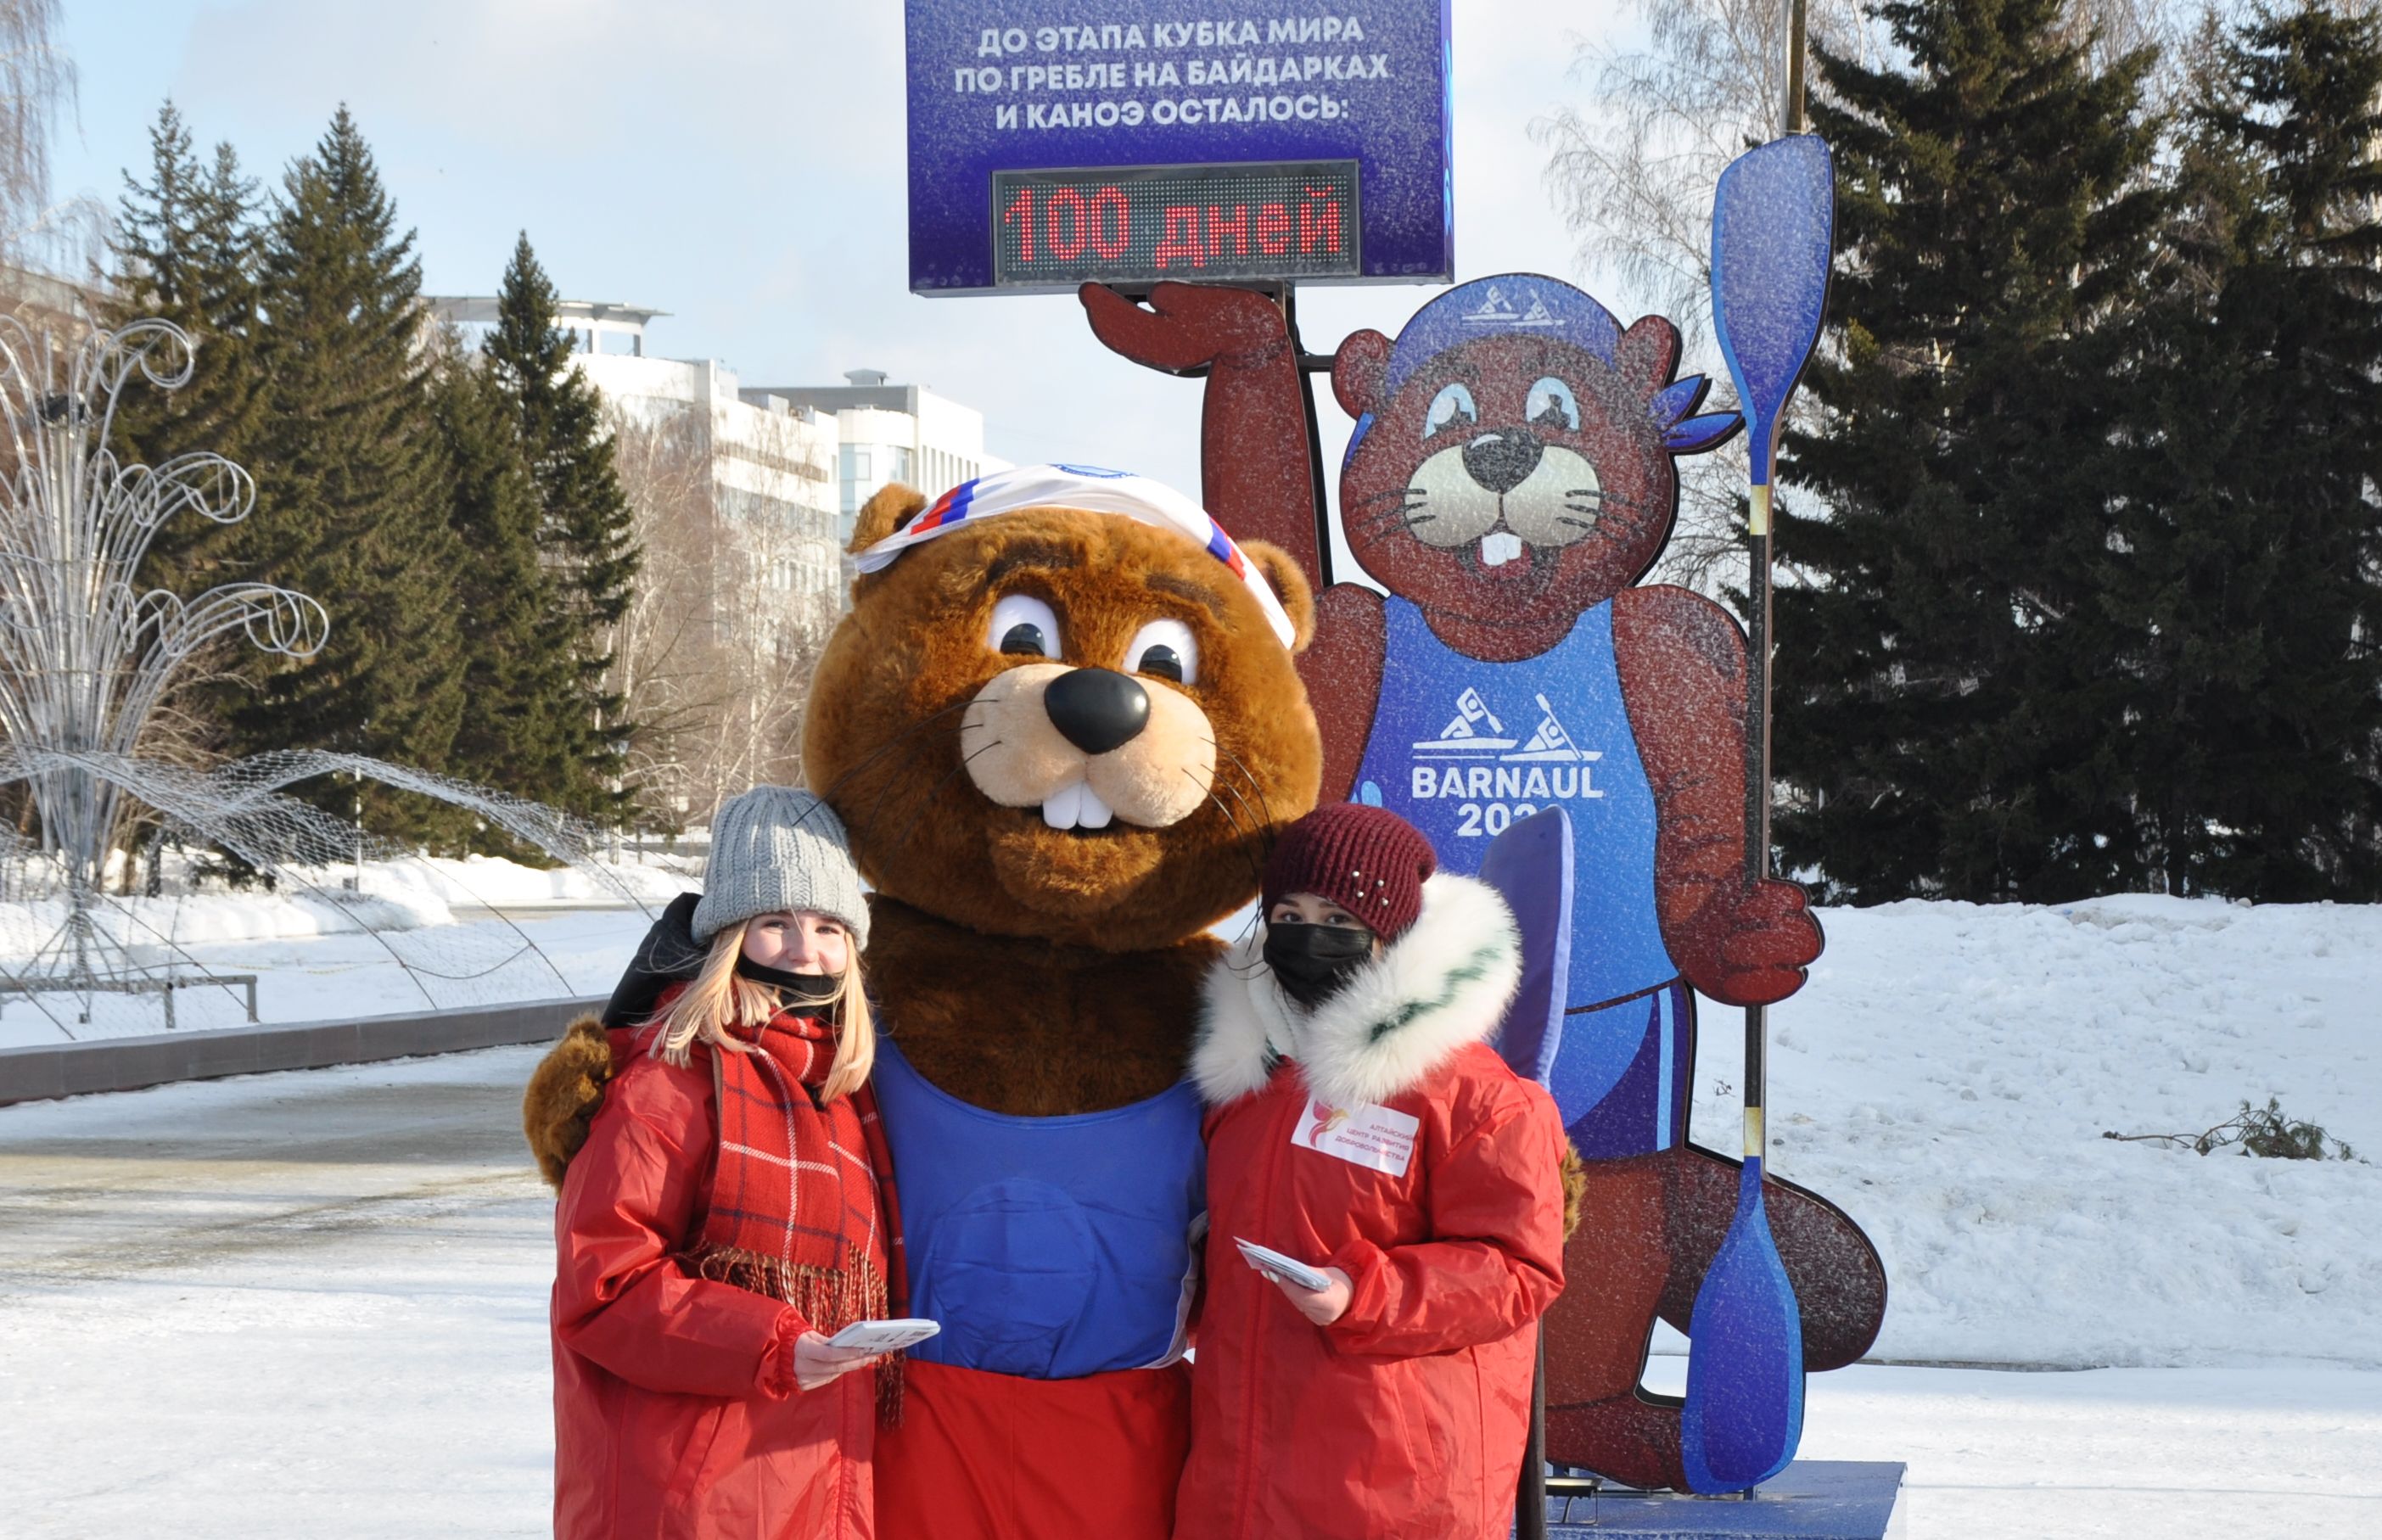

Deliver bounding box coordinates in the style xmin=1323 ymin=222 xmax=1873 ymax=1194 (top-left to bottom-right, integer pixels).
xmin=1679 ymin=1156 xmax=1806 ymax=1492
xmin=1477 ymin=806 xmax=1574 ymax=1089
xmin=1709 ymin=135 xmax=1835 ymax=483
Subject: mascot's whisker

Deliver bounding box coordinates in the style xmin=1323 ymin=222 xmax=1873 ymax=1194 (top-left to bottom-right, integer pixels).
xmin=1187 ymin=768 xmax=1269 ymax=896
xmin=1222 ymin=903 xmax=1269 ymax=979
xmin=841 ymin=703 xmax=989 ymax=843
xmin=1354 ymin=500 xmax=1427 ymax=535
xmin=817 ymin=697 xmax=979 ymax=803
xmin=886 ymin=742 xmax=1003 ymax=855
xmin=1349 ymin=484 xmax=1426 ymax=511
xmin=1210 ymin=742 xmax=1281 ymax=838
xmin=1564 ymin=490 xmax=1651 ymax=518
xmin=1565 ymin=501 xmax=1657 ymax=539
xmin=1208 ymin=763 xmax=1271 ymax=865
xmin=1192 ymin=736 xmax=1277 ymax=851
xmin=855 ymin=736 xmax=948 ymax=846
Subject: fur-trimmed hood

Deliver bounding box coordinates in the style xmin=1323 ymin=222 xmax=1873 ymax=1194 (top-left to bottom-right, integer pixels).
xmin=1192 ymin=872 xmax=1522 ymax=1110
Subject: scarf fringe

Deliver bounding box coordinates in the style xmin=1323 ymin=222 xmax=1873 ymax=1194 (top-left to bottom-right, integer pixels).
xmin=688 ymin=1243 xmax=905 ymax=1422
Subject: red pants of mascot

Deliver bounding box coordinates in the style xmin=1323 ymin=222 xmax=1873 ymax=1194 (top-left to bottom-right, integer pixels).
xmin=877 ymin=1361 xmax=1191 ymax=1540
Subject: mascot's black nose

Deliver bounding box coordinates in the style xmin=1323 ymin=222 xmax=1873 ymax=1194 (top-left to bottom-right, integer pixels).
xmin=1044 ymin=667 xmax=1150 ymax=756
xmin=1464 ymin=429 xmax=1544 ymax=494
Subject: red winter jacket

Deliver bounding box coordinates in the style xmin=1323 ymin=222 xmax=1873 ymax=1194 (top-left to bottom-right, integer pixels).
xmin=1175 ymin=874 xmax=1568 ymax=1540
xmin=550 ymin=1029 xmax=879 ymax=1540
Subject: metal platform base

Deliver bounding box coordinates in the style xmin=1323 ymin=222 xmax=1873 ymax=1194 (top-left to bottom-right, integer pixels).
xmin=1529 ymin=1461 xmax=1906 ymax=1537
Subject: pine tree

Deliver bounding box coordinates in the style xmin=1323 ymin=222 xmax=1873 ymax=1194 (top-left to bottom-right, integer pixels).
xmin=429 ymin=335 xmax=586 ymax=846
xmin=1772 ymin=0 xmax=2167 ymax=902
xmin=481 ymin=232 xmax=639 ymax=823
xmin=238 ymin=108 xmax=467 ymax=843
xmin=2117 ymin=1 xmax=2382 ymax=899
xmin=104 ymin=104 xmax=266 ymax=613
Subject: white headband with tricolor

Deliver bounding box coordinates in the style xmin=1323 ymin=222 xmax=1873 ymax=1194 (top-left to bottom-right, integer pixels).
xmin=852 ymin=463 xmax=1297 ymax=649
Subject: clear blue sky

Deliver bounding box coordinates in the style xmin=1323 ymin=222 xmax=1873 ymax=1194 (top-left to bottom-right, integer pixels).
xmin=50 ymin=1 xmax=1634 ymax=494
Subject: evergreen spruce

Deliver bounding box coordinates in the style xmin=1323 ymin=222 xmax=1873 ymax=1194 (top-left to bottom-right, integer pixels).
xmin=1773 ymin=0 xmax=2167 ymax=901
xmin=2119 ymin=1 xmax=2382 ymax=899
xmin=481 ymin=232 xmax=639 ymax=823
xmin=429 ymin=338 xmax=586 ymax=846
xmin=104 ymin=104 xmax=265 ymax=614
xmin=239 ymin=108 xmax=467 ymax=843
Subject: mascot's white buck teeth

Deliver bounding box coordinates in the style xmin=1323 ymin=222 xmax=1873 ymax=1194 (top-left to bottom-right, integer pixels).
xmin=1481 ymin=530 xmax=1525 ymax=567
xmin=1040 ymin=781 xmax=1116 ymax=831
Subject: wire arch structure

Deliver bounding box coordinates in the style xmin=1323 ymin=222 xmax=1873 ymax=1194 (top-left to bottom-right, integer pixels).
xmin=0 ymin=318 xmax=666 ymax=1039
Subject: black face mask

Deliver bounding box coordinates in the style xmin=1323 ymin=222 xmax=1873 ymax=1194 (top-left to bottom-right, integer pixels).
xmin=735 ymin=956 xmax=842 ymax=1004
xmin=1263 ymin=921 xmax=1376 ymax=1009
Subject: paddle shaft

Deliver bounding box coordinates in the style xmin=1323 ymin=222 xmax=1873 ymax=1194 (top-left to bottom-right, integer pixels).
xmin=1742 ymin=491 xmax=1775 ymax=1163
xmin=1740 ymin=0 xmax=1809 ymax=1167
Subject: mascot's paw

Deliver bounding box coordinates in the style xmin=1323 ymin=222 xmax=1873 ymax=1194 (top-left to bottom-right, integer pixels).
xmin=1079 ymin=281 xmax=1289 ymax=373
xmin=524 ymin=1016 xmax=618 ymax=1189
xmin=1673 ymin=877 xmax=1823 ymax=1008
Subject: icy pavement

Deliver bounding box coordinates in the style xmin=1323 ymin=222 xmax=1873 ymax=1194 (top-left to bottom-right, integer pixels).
xmin=3 ymin=894 xmax=2381 ymax=1535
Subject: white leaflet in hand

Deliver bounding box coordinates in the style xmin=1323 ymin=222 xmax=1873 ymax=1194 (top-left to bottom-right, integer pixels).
xmin=826 ymin=1318 xmax=942 ymax=1352
xmin=1235 ymin=1237 xmax=1332 ymax=1293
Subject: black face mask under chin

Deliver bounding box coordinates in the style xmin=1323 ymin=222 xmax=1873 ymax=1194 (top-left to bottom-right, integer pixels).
xmin=735 ymin=956 xmax=843 ymax=1005
xmin=1262 ymin=921 xmax=1376 ymax=1010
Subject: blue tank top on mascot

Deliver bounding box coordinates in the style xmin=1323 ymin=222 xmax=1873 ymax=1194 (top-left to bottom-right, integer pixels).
xmin=871 ymin=1038 xmax=1204 ymax=1376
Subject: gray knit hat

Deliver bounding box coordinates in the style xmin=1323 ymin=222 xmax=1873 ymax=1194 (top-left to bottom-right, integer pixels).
xmin=691 ymin=786 xmax=870 ymax=948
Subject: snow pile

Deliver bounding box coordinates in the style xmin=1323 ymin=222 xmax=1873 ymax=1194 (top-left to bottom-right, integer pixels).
xmin=0 ymin=849 xmax=696 ymax=963
xmin=1740 ymin=895 xmax=2382 ymax=1369
xmin=342 ymin=849 xmax=697 ymax=909
xmin=0 ymin=888 xmax=451 ymax=960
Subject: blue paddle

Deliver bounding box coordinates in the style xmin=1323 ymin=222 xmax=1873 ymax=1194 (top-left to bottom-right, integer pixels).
xmin=1478 ymin=805 xmax=1573 ymax=1090
xmin=1679 ymin=132 xmax=1836 ymax=1495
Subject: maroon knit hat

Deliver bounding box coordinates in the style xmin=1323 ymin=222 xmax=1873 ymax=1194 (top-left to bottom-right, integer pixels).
xmin=1262 ymin=804 xmax=1438 ymax=942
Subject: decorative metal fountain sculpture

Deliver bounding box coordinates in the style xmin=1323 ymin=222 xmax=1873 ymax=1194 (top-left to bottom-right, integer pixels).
xmin=0 ymin=319 xmax=324 ymax=1027
xmin=0 ymin=318 xmax=660 ymax=1037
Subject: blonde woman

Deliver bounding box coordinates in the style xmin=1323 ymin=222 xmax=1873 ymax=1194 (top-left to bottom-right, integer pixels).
xmin=546 ymin=787 xmax=901 ymax=1540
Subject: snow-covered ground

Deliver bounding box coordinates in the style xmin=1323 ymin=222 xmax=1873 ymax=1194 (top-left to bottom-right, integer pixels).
xmin=1 ymin=894 xmax=2378 ymax=1536
xmin=0 ymin=908 xmax=657 ymax=1048
xmin=0 ymin=849 xmax=683 ymax=1047
xmin=1750 ymin=894 xmax=2382 ymax=1371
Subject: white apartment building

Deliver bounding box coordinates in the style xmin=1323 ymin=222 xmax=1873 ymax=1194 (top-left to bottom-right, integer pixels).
xmin=574 ymin=353 xmax=843 ymax=627
xmin=424 ymin=298 xmax=846 ymax=636
xmin=751 ymin=369 xmax=1011 ymax=547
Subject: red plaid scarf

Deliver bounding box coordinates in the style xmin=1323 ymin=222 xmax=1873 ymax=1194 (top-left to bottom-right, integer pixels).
xmin=656 ymin=988 xmax=909 ymax=1408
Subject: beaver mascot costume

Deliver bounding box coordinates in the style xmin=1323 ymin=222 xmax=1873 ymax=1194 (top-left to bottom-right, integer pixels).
xmin=529 ymin=465 xmax=1326 ymax=1538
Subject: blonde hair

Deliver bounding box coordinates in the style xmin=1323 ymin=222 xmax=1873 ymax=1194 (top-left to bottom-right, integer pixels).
xmin=650 ymin=917 xmax=876 ymax=1103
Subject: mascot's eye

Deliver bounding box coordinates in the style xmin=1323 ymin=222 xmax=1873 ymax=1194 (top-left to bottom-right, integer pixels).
xmin=1124 ymin=618 xmax=1199 ymax=686
xmin=1424 ymin=382 xmax=1477 ymax=438
xmin=1527 ymin=377 xmax=1581 ymax=433
xmin=987 ymin=592 xmax=1062 ymax=658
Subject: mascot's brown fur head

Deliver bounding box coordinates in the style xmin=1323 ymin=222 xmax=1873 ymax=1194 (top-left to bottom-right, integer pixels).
xmin=804 ymin=485 xmax=1323 ymax=954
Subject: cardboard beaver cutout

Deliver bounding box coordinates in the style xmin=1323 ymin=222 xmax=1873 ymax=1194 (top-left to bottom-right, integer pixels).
xmin=1083 ymin=276 xmax=1886 ymax=1491
xmin=804 ymin=468 xmax=1322 ymax=1538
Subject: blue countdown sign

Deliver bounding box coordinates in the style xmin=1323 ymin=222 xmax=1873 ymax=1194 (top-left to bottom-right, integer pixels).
xmin=905 ymin=3 xmax=1453 ymax=294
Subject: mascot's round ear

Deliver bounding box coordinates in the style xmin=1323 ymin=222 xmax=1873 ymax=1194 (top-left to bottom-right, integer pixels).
xmin=849 ymin=483 xmax=928 ymax=554
xmin=1331 ymin=329 xmax=1393 ymax=419
xmin=1240 ymin=539 xmax=1315 ymax=654
xmin=1616 ymin=315 xmax=1684 ymax=391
